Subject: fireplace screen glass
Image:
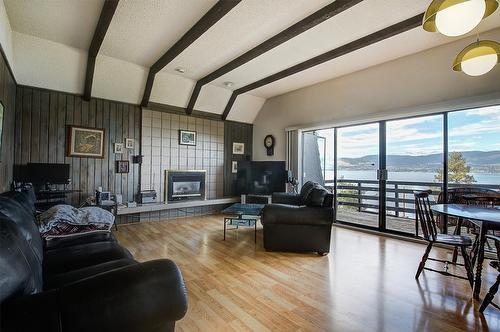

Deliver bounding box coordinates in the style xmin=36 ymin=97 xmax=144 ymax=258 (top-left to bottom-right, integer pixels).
xmin=172 ymin=181 xmax=202 ymax=197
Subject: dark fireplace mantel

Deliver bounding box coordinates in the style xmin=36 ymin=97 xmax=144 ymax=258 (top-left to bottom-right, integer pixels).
xmin=165 ymin=170 xmax=206 ymax=203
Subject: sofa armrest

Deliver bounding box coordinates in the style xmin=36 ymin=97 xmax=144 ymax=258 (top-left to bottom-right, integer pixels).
xmin=271 ymin=192 xmax=302 ymax=205
xmin=262 ymin=204 xmax=333 ymax=227
xmin=1 ymin=259 xmax=188 ymax=332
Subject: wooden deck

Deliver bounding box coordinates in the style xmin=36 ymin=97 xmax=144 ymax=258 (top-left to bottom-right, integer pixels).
xmin=337 ymin=208 xmax=416 ymax=233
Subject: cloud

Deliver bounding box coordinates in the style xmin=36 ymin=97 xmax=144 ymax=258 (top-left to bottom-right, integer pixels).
xmin=389 ymin=142 xmax=443 ymax=156
xmin=464 ymin=106 xmax=500 ymax=117
xmin=449 ymin=120 xmax=500 ymax=137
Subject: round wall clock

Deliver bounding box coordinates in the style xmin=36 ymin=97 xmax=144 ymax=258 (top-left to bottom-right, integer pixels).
xmin=264 ymin=135 xmax=275 ymax=156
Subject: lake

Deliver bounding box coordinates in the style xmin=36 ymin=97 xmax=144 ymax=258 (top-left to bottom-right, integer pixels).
xmin=326 ymin=170 xmax=500 ymax=185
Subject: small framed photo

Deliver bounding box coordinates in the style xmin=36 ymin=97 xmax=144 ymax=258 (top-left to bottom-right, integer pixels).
xmin=232 ymin=142 xmax=244 ymax=155
xmin=125 ymin=138 xmax=134 ymax=149
xmin=114 ymin=143 xmax=124 ymax=154
xmin=67 ymin=125 xmax=105 ymax=158
xmin=179 ymin=130 xmax=196 ymax=146
xmin=116 ymin=160 xmax=129 ymax=173
xmin=231 ymin=161 xmax=237 ymax=174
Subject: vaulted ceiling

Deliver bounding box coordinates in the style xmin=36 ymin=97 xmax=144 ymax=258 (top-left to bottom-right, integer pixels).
xmin=3 ymin=0 xmax=500 ymax=123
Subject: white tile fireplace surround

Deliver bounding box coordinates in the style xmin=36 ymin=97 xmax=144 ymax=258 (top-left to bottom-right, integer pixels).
xmin=140 ymin=110 xmax=224 ymax=221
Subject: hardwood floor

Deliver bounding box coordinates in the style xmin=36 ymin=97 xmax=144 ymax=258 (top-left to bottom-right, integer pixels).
xmin=114 ymin=215 xmax=500 ymax=331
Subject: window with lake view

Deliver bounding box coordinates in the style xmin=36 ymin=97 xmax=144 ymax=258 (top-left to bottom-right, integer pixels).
xmin=301 ymin=104 xmax=500 ymax=235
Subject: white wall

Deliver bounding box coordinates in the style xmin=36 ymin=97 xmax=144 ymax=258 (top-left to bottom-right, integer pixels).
xmin=13 ymin=31 xmax=87 ymax=93
xmin=252 ymin=27 xmax=500 ymax=161
xmin=0 ymin=0 xmax=14 ymax=73
xmin=93 ymin=54 xmax=148 ymax=105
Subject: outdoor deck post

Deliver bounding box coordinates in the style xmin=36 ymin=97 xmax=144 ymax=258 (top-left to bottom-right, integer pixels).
xmin=395 ymin=183 xmax=399 ymax=217
xmin=357 ymin=182 xmax=361 ymax=212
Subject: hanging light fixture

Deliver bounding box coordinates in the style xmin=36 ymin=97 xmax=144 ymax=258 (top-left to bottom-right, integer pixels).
xmin=423 ymin=0 xmax=499 ymax=37
xmin=453 ymin=39 xmax=500 ymax=76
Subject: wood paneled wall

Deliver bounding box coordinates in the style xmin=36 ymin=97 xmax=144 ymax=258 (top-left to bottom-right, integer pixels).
xmin=14 ymin=86 xmax=141 ymax=205
xmin=224 ymin=121 xmax=253 ymax=196
xmin=0 ymin=48 xmax=16 ymax=192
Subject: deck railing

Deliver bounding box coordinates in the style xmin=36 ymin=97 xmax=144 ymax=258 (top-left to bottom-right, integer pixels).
xmin=324 ymin=179 xmax=500 ymax=218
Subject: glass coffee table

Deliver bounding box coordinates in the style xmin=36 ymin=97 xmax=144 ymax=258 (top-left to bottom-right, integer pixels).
xmin=222 ymin=203 xmax=265 ymax=243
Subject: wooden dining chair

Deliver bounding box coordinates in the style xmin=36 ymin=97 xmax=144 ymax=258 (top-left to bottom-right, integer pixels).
xmin=414 ymin=190 xmax=474 ymax=287
xmin=479 ymin=234 xmax=500 ymax=313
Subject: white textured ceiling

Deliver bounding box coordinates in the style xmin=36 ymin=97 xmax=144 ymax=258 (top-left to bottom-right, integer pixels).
xmin=214 ymin=0 xmax=429 ymax=90
xmin=100 ymin=0 xmax=218 ymax=67
xmin=162 ymin=0 xmax=332 ymax=79
xmin=251 ymin=12 xmax=500 ymax=98
xmin=4 ymin=0 xmax=500 ymax=124
xmin=4 ymin=0 xmax=103 ymax=50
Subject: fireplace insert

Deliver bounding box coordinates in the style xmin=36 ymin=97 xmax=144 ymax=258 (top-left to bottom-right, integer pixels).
xmin=165 ymin=170 xmax=206 ymax=202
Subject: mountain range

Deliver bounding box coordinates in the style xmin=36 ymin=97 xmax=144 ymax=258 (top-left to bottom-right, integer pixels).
xmin=336 ymin=151 xmax=500 ymax=170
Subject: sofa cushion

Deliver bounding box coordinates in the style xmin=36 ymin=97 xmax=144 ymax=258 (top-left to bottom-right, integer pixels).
xmin=44 ymin=241 xmax=134 ymax=276
xmin=0 ymin=192 xmax=43 ymax=264
xmin=305 ymin=186 xmax=329 ymax=207
xmin=262 ymin=204 xmax=333 ymax=226
xmin=44 ymin=232 xmax=116 ymax=251
xmin=44 ymin=258 xmax=137 ymax=290
xmin=0 ymin=218 xmax=43 ymax=302
xmin=299 ymin=181 xmax=318 ymax=204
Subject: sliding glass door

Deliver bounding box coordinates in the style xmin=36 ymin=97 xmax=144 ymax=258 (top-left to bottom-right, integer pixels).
xmin=300 ymin=104 xmax=500 ymax=236
xmin=336 ymin=123 xmax=380 ymax=228
xmin=385 ymin=115 xmax=444 ymax=234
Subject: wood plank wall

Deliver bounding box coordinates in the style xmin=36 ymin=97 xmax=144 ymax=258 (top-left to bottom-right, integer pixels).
xmin=14 ymin=86 xmax=141 ymax=205
xmin=224 ymin=120 xmax=253 ymax=196
xmin=0 ymin=48 xmax=16 ymax=192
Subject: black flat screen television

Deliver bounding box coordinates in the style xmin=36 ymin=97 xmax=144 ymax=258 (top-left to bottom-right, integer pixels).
xmin=236 ymin=161 xmax=286 ymax=195
xmin=27 ymin=163 xmax=70 ymax=185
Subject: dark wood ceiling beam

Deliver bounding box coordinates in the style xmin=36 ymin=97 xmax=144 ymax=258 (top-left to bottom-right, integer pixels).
xmin=221 ymin=13 xmax=424 ymax=120
xmin=140 ymin=0 xmax=241 ymax=107
xmin=83 ymin=0 xmax=120 ymax=101
xmin=187 ymin=0 xmax=364 ymax=115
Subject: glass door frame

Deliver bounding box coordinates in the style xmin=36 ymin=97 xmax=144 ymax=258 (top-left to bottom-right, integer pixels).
xmin=301 ymin=105 xmax=500 ymax=237
xmin=301 ymin=111 xmax=453 ymax=237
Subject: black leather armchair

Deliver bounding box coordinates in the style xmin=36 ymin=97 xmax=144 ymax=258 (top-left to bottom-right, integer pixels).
xmin=0 ymin=189 xmax=188 ymax=332
xmin=262 ymin=181 xmax=334 ymax=255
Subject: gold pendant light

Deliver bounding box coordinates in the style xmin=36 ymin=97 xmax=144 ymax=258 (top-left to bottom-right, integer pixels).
xmin=423 ymin=0 xmax=499 ymax=37
xmin=453 ymin=40 xmax=500 ymax=76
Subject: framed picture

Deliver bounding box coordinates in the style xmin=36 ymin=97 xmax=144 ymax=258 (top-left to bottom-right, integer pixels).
xmin=232 ymin=142 xmax=244 ymax=155
xmin=179 ymin=130 xmax=196 ymax=146
xmin=114 ymin=143 xmax=124 ymax=154
xmin=231 ymin=161 xmax=237 ymax=174
xmin=116 ymin=160 xmax=130 ymax=173
xmin=67 ymin=125 xmax=105 ymax=158
xmin=0 ymin=101 xmax=4 ymax=161
xmin=125 ymin=138 xmax=134 ymax=149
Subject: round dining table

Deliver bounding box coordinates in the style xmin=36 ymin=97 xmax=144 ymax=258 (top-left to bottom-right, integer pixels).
xmin=431 ymin=204 xmax=500 ymax=299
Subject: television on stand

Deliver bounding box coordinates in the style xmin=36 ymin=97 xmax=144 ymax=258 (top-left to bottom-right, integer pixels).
xmin=27 ymin=163 xmax=71 ymax=188
xmin=236 ymin=161 xmax=286 ymax=195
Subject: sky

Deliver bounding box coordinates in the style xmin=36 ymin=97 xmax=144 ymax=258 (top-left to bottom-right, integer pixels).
xmin=314 ymin=104 xmax=500 ymax=165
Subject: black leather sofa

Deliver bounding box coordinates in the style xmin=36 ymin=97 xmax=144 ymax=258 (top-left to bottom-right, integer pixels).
xmin=0 ymin=189 xmax=188 ymax=332
xmin=261 ymin=181 xmax=334 ymax=255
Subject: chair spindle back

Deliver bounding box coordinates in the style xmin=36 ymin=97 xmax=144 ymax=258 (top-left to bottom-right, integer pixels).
xmin=414 ymin=190 xmax=437 ymax=241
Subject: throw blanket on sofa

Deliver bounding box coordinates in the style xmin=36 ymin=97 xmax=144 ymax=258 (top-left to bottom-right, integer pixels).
xmin=37 ymin=205 xmax=114 ymax=239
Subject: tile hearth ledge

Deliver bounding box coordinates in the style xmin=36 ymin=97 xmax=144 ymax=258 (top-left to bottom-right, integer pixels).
xmin=116 ymin=197 xmax=240 ymax=215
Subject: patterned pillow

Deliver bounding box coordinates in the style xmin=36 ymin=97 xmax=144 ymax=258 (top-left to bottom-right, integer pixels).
xmin=37 ymin=205 xmax=114 ymax=239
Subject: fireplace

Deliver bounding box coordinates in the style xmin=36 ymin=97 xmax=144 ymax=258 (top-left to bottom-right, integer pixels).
xmin=165 ymin=170 xmax=206 ymax=202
